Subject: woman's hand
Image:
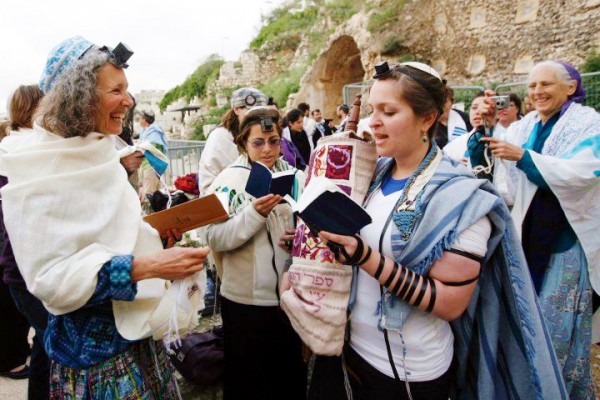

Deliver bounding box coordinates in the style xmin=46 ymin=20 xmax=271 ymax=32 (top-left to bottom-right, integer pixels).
xmin=319 ymin=231 xmax=359 ymax=264
xmin=480 ymin=90 xmax=497 ymax=127
xmin=278 ymin=228 xmax=296 ymax=253
xmin=479 ymin=137 xmax=525 ymax=161
xmin=120 ymin=151 xmax=144 ymax=174
xmin=161 ymin=228 xmax=183 ymax=249
xmin=280 ymin=271 xmax=292 ymax=298
xmin=131 ymin=246 xmax=210 ymax=282
xmin=253 ymin=194 xmax=282 ymax=217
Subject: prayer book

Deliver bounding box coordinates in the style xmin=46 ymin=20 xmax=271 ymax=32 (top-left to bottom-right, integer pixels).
xmin=143 ymin=193 xmax=229 ymax=235
xmin=284 ymin=177 xmax=372 ymax=236
xmin=245 ymin=161 xmax=296 ymax=198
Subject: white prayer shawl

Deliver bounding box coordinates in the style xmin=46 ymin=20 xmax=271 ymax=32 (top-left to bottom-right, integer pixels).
xmin=447 ymin=109 xmax=468 ymax=142
xmin=442 ymin=129 xmax=470 ymax=161
xmin=117 ymin=140 xmax=170 ymax=164
xmin=0 ymin=124 xmax=181 ymax=340
xmin=502 ymin=103 xmax=600 ymax=295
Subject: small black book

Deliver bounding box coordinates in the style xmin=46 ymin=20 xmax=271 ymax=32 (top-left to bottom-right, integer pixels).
xmin=284 ymin=177 xmax=372 ymax=236
xmin=245 ymin=161 xmax=296 ymax=198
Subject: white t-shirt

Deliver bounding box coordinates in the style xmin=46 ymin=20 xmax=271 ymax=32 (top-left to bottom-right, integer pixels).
xmin=351 ymin=185 xmax=491 ymax=381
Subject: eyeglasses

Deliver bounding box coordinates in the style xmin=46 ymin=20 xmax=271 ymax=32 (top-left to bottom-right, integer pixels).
xmin=248 ymin=137 xmax=281 ymax=149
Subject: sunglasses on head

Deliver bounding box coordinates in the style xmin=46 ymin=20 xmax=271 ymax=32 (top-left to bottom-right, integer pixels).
xmin=248 ymin=137 xmax=281 ymax=149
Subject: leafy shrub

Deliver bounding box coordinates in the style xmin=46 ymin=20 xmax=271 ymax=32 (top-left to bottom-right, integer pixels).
xmin=322 ymin=0 xmax=360 ymax=24
xmin=382 ymin=37 xmax=404 ymax=55
xmin=259 ymin=67 xmax=305 ymax=107
xmin=159 ymin=54 xmax=224 ymax=111
xmin=581 ymin=48 xmax=600 ymax=73
xmin=251 ymin=3 xmax=318 ymax=50
xmin=368 ymin=0 xmax=404 ymax=34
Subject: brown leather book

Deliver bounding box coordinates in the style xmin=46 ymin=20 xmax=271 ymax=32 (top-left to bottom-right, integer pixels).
xmin=143 ymin=193 xmax=228 ymax=236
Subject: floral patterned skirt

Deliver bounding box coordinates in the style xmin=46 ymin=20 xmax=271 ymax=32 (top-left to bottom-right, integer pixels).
xmin=49 ymin=339 xmax=179 ymax=400
xmin=539 ymin=240 xmax=594 ymax=400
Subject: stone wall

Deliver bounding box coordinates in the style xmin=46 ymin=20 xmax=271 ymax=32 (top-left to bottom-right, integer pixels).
xmin=209 ymin=50 xmax=289 ymax=98
xmin=196 ymin=0 xmax=600 ymax=122
xmin=427 ymin=0 xmax=600 ymax=85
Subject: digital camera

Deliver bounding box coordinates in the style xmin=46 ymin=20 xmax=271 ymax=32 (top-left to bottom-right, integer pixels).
xmin=491 ymin=95 xmax=511 ymax=110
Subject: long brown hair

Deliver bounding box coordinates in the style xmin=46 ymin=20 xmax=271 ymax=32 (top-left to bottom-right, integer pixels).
xmin=9 ymin=85 xmax=44 ymax=131
xmin=221 ymin=109 xmax=241 ymax=139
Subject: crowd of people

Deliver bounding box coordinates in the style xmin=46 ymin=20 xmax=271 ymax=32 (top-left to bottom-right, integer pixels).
xmin=0 ymin=33 xmax=598 ymax=400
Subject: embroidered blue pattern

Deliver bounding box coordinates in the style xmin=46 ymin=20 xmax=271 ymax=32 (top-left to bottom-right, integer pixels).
xmin=45 ymin=255 xmax=137 ymax=369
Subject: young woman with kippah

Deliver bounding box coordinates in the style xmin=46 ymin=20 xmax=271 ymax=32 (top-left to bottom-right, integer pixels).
xmin=305 ymin=61 xmax=567 ymax=400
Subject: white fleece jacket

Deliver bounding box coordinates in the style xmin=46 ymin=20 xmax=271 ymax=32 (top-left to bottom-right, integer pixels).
xmin=201 ymin=155 xmax=305 ymax=306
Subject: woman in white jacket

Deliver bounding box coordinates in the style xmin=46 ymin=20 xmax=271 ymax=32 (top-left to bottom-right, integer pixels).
xmin=202 ymin=107 xmax=307 ymax=400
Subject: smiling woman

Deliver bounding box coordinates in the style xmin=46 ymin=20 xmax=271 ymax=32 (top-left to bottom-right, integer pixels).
xmin=470 ymin=60 xmax=600 ymax=398
xmin=0 ymin=36 xmax=211 ymax=399
xmin=94 ymin=64 xmax=133 ymax=134
xmin=306 ymin=61 xmax=567 ymax=400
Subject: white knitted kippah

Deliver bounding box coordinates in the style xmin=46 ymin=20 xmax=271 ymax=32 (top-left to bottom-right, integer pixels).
xmin=401 ymin=61 xmax=442 ymax=81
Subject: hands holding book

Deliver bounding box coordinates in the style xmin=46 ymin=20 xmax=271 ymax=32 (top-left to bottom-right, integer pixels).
xmin=253 ymin=194 xmax=283 ymax=217
xmin=319 ymin=231 xmax=363 ymax=265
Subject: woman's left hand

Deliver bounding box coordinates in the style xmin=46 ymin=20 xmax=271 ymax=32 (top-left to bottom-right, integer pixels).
xmin=479 ymin=137 xmax=525 ymax=161
xmin=319 ymin=231 xmax=358 ymax=263
xmin=161 ymin=228 xmax=183 ymax=249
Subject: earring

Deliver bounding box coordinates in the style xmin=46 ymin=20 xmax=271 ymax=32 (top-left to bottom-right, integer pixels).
xmin=421 ymin=131 xmax=428 ymax=143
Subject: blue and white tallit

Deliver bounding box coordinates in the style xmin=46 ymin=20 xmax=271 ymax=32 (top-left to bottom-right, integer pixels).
xmin=365 ymin=146 xmax=567 ymax=399
xmin=501 ymin=103 xmax=600 ymax=298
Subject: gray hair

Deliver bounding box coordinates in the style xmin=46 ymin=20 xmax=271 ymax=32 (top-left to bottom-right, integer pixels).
xmin=529 ymin=61 xmax=576 ymax=87
xmin=35 ymin=49 xmax=110 ymax=138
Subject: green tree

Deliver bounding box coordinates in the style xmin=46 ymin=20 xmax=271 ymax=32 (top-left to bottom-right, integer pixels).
xmin=159 ymin=54 xmax=225 ymax=111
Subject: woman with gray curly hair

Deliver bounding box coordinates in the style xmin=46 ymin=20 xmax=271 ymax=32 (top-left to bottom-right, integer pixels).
xmin=0 ymin=36 xmax=210 ymax=399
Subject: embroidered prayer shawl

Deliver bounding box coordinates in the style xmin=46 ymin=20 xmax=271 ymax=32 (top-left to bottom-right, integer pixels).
xmin=363 ymin=149 xmax=567 ymax=399
xmin=0 ymin=125 xmax=191 ymax=341
xmin=500 ymin=103 xmax=600 ymax=297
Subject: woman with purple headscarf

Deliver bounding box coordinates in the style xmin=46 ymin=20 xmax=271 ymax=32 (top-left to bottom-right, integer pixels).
xmin=472 ymin=61 xmax=600 ymax=399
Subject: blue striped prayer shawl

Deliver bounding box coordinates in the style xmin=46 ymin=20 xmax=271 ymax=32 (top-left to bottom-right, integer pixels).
xmin=368 ymin=146 xmax=567 ymax=399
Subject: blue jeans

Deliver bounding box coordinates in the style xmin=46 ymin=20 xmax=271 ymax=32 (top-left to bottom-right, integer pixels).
xmin=10 ymin=286 xmax=50 ymax=400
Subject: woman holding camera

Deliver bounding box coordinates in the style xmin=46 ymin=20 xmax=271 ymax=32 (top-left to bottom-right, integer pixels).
xmin=305 ymin=61 xmax=566 ymax=400
xmin=472 ymin=60 xmax=600 ymax=399
xmin=202 ymin=107 xmax=307 ymax=400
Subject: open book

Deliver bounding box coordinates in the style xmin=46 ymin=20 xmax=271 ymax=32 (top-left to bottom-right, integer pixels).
xmin=245 ymin=161 xmax=296 ymax=198
xmin=143 ymin=193 xmax=229 ymax=236
xmin=284 ymin=177 xmax=372 ymax=236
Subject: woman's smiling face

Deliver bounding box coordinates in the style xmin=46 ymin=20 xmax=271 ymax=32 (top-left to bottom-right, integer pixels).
xmin=94 ymin=63 xmax=133 ymax=135
xmin=528 ymin=64 xmax=576 ymax=122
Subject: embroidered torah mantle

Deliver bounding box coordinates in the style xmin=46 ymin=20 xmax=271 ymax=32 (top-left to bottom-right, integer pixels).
xmin=281 ymin=132 xmax=376 ymax=355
